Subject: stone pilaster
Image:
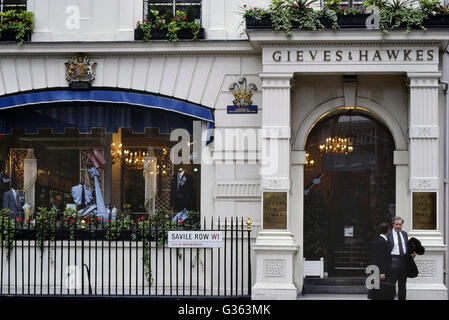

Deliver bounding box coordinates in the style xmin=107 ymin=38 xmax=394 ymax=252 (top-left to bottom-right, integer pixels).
xmin=252 ymin=73 xmax=299 ymax=300
xmin=406 ymin=72 xmax=447 ymax=300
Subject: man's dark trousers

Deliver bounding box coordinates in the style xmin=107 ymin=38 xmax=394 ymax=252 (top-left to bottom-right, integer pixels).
xmin=390 ymin=255 xmax=407 ymax=300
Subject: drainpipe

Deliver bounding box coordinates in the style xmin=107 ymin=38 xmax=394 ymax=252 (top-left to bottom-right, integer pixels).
xmin=443 ymin=43 xmax=449 ymax=300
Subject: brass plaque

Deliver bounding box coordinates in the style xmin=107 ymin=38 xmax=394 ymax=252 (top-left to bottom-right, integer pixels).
xmin=412 ymin=192 xmax=436 ymax=230
xmin=263 ymin=192 xmax=287 ymax=229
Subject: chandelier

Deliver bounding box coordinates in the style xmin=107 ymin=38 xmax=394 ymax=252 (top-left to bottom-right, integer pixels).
xmin=111 ymin=143 xmax=123 ymax=164
xmin=319 ymin=136 xmax=354 ymax=154
xmin=124 ymin=150 xmax=148 ymax=170
xmin=319 ymin=110 xmax=355 ymax=155
xmin=305 ymin=153 xmax=315 ymax=169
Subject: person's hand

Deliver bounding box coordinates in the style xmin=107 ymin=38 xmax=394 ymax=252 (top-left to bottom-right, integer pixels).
xmin=380 ymin=274 xmax=386 ymax=281
xmin=411 ymin=252 xmax=416 ymax=259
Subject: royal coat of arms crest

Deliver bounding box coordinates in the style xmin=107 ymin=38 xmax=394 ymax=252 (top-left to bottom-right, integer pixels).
xmin=65 ymin=55 xmax=97 ymax=88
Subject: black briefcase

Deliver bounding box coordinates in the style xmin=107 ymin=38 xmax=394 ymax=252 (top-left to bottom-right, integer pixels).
xmin=368 ymin=281 xmax=395 ymax=300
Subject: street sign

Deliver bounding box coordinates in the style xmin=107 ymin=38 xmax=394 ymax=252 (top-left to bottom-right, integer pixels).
xmin=168 ymin=231 xmax=223 ymax=248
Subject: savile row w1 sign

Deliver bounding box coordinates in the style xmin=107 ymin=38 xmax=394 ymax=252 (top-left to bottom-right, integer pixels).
xmin=168 ymin=231 xmax=223 ymax=248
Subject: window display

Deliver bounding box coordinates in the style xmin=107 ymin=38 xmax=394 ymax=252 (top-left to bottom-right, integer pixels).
xmin=0 ymin=103 xmax=201 ymax=222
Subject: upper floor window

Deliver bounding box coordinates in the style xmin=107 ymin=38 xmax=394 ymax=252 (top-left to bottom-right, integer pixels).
xmin=0 ymin=0 xmax=26 ymax=12
xmin=320 ymin=0 xmax=364 ymax=9
xmin=144 ymin=0 xmax=201 ymax=22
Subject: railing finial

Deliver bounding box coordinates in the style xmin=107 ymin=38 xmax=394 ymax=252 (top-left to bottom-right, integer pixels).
xmin=246 ymin=217 xmax=252 ymax=231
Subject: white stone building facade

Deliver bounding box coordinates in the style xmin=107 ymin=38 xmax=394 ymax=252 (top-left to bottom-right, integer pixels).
xmin=0 ymin=0 xmax=448 ymax=300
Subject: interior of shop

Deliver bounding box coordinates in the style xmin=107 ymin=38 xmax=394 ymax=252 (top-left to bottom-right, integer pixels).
xmin=303 ymin=110 xmax=395 ymax=276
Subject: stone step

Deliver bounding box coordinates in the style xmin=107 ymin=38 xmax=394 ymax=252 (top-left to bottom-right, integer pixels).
xmin=303 ymin=277 xmax=368 ymax=295
xmin=302 ymin=285 xmax=368 ymax=294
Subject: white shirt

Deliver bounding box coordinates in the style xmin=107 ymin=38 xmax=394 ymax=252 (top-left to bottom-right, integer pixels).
xmin=380 ymin=234 xmax=388 ymax=241
xmin=391 ymin=230 xmax=407 ymax=255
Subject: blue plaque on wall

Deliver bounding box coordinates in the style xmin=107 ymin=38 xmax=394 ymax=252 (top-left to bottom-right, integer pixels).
xmin=227 ymin=105 xmax=258 ymax=114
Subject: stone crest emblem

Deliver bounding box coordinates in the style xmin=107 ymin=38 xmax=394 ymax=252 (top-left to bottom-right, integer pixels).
xmin=65 ymin=55 xmax=97 ymax=88
xmin=229 ymin=77 xmax=257 ymax=107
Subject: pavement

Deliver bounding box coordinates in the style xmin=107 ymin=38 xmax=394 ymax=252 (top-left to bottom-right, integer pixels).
xmin=297 ymin=294 xmax=369 ymax=300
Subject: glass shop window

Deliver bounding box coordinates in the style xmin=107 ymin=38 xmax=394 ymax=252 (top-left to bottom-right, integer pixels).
xmin=143 ymin=0 xmax=201 ymax=22
xmin=0 ymin=105 xmax=201 ymax=220
xmin=0 ymin=0 xmax=27 ymax=12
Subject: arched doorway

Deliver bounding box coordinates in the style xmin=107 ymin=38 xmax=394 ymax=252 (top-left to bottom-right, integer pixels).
xmin=303 ymin=110 xmax=395 ymax=276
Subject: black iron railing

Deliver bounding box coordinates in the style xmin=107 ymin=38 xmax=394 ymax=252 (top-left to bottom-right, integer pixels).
xmin=0 ymin=214 xmax=252 ymax=299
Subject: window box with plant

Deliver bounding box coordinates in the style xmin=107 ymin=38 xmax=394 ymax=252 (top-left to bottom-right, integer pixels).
xmin=243 ymin=6 xmax=272 ymax=29
xmin=0 ymin=9 xmax=34 ymax=45
xmin=242 ymin=0 xmax=449 ymax=37
xmin=135 ymin=9 xmax=203 ymax=42
xmin=324 ymin=0 xmax=370 ymax=28
xmin=421 ymin=0 xmax=449 ymax=28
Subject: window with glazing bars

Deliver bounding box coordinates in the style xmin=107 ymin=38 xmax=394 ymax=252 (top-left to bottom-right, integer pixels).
xmin=0 ymin=0 xmax=26 ymax=12
xmin=143 ymin=0 xmax=201 ymax=22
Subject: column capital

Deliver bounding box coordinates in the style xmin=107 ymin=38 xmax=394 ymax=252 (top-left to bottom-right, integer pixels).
xmin=407 ymin=72 xmax=442 ymax=88
xmin=260 ymin=73 xmax=294 ymax=89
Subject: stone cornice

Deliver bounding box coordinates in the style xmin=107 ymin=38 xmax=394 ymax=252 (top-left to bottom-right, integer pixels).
xmin=0 ymin=40 xmax=257 ymax=56
xmin=247 ymin=30 xmax=449 ymax=51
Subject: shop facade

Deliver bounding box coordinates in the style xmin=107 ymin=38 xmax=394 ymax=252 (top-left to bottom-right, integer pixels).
xmin=0 ymin=0 xmax=448 ymax=300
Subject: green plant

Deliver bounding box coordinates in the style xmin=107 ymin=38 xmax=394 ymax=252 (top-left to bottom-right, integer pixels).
xmin=269 ymin=0 xmax=323 ymax=37
xmin=420 ymin=0 xmax=444 ymax=15
xmin=304 ymin=191 xmax=327 ymax=260
xmin=35 ymin=208 xmax=57 ymax=251
xmin=325 ymin=0 xmax=342 ymax=11
xmin=380 ymin=1 xmax=427 ymax=34
xmin=0 ymin=10 xmax=34 ymax=45
xmin=242 ymin=5 xmax=269 ymax=19
xmin=0 ymin=209 xmax=15 ymax=259
xmin=137 ymin=9 xmax=201 ymax=42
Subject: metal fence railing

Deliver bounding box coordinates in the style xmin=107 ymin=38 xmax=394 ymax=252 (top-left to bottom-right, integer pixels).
xmin=0 ymin=213 xmax=252 ymax=299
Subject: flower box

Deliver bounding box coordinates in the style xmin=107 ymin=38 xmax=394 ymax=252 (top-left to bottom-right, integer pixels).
xmin=0 ymin=30 xmax=31 ymax=42
xmin=424 ymin=14 xmax=449 ymax=29
xmin=337 ymin=14 xmax=370 ymax=28
xmin=134 ymin=27 xmax=204 ymax=41
xmin=245 ymin=15 xmax=272 ymax=29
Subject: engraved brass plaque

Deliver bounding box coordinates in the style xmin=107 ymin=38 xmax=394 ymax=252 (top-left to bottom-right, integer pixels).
xmin=412 ymin=192 xmax=436 ymax=230
xmin=263 ymin=192 xmax=287 ymax=229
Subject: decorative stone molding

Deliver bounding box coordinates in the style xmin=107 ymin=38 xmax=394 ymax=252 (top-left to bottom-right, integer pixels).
xmin=262 ymin=177 xmax=290 ymax=190
xmin=261 ymin=126 xmax=290 ymax=139
xmin=214 ymin=181 xmax=261 ymax=198
xmin=409 ymin=126 xmax=439 ymax=139
xmin=291 ymin=151 xmax=307 ymax=165
xmin=416 ymin=260 xmax=436 ymax=278
xmin=260 ymin=73 xmax=293 ymax=89
xmin=408 ymin=73 xmax=441 ymax=88
xmin=410 ymin=178 xmax=439 ymax=190
xmin=393 ymin=150 xmax=409 ymax=165
xmin=264 ymin=259 xmax=286 ymax=278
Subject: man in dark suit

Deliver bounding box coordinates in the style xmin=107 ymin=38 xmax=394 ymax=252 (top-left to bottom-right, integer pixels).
xmin=2 ymin=182 xmax=25 ymax=219
xmin=387 ymin=216 xmax=416 ymax=300
xmin=369 ymin=222 xmax=393 ymax=300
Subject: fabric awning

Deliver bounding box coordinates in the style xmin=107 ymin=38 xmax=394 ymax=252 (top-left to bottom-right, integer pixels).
xmin=0 ymin=90 xmax=214 ymax=134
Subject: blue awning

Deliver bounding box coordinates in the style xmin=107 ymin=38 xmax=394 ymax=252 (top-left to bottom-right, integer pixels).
xmin=0 ymin=90 xmax=214 ymax=135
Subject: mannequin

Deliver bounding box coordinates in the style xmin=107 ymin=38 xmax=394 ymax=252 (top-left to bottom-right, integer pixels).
xmin=0 ymin=166 xmax=10 ymax=209
xmin=170 ymin=167 xmax=193 ymax=211
xmin=2 ymin=180 xmax=25 ymax=218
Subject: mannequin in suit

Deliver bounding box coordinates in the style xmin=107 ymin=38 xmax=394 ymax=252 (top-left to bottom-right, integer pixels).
xmin=170 ymin=168 xmax=193 ymax=211
xmin=0 ymin=170 xmax=10 ymax=210
xmin=2 ymin=180 xmax=25 ymax=219
xmin=387 ymin=216 xmax=416 ymax=300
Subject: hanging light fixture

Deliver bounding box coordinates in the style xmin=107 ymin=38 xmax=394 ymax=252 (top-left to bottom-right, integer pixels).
xmin=319 ymin=110 xmax=355 ymax=155
xmin=305 ymin=153 xmax=315 ymax=169
xmin=110 ymin=143 xmax=123 ymax=164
